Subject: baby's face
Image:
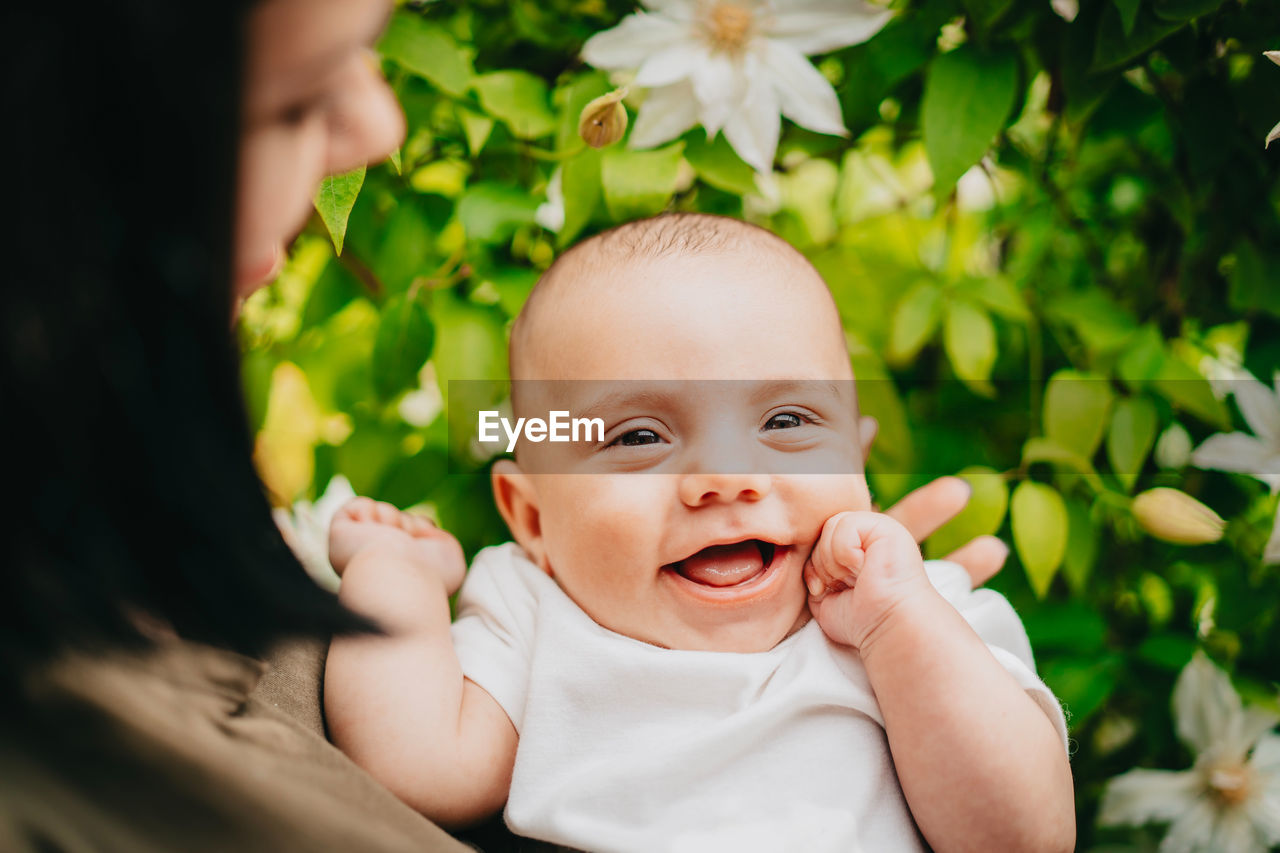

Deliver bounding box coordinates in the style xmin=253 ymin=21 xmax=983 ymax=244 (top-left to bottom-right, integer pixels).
xmin=501 ymin=250 xmax=871 ymax=653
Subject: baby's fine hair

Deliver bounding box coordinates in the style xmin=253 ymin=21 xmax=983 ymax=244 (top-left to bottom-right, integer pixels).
xmin=510 ymin=213 xmax=816 ymax=376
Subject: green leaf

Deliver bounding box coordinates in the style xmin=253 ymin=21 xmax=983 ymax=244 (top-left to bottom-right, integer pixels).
xmin=1113 ymin=0 xmax=1141 ymax=36
xmin=601 ymin=143 xmax=685 ymax=220
xmin=378 ymin=13 xmax=472 ymax=97
xmin=684 ymin=133 xmax=759 ymax=196
xmin=967 ymin=276 xmax=1030 ymax=322
xmin=473 ymin=71 xmax=556 ymax=140
xmin=1044 ymin=369 xmax=1114 ymax=460
xmin=942 ymin=300 xmax=997 ymax=396
xmin=1024 ymin=602 xmax=1107 ymax=654
xmin=1117 ymin=324 xmax=1167 ymax=387
xmin=1048 ymin=290 xmax=1138 ymax=356
xmin=1061 ymin=498 xmax=1099 ymax=598
xmin=1152 ymin=0 xmax=1223 ymax=21
xmin=887 ymin=281 xmax=943 ymax=365
xmin=1093 ymin=5 xmax=1184 ymax=71
xmin=1228 ymin=240 xmax=1280 ymax=318
xmin=1040 ymin=655 xmax=1122 ymax=728
xmin=1011 ymin=481 xmax=1069 ymax=599
xmin=1150 ymin=355 xmax=1228 ymax=429
xmin=388 ymin=148 xmax=402 ymax=175
xmin=313 ymin=166 xmax=366 ymax=256
xmin=372 ymin=294 xmax=435 ymax=401
xmin=921 ymin=45 xmax=1019 ymax=191
xmin=457 ymin=182 xmax=540 ymax=244
xmin=456 ymin=105 xmax=495 ymax=157
xmin=1022 ymin=437 xmax=1106 ymax=492
xmin=925 ymin=466 xmax=1010 ymax=559
xmin=559 ymin=148 xmax=602 ymax=247
xmin=1107 ymin=396 xmax=1158 ymax=491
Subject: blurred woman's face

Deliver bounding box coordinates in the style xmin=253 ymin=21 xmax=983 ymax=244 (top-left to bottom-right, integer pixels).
xmin=236 ymin=0 xmax=404 ymax=297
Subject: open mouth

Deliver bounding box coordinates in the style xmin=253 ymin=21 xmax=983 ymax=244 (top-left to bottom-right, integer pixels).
xmin=665 ymin=539 xmax=779 ymax=588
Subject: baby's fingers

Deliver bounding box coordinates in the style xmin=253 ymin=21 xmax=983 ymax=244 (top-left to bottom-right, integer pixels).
xmin=807 ymin=513 xmax=865 ymax=598
xmin=339 ymin=496 xmax=379 ymax=522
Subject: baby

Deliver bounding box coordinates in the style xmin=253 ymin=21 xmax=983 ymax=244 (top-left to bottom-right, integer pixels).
xmin=325 ymin=214 xmax=1074 ymax=852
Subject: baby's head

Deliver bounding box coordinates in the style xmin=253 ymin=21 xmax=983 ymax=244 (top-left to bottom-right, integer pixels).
xmin=492 ymin=213 xmax=871 ymax=652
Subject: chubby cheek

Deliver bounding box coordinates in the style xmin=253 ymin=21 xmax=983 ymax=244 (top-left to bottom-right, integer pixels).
xmin=539 ymin=475 xmax=668 ymax=616
xmin=785 ymin=473 xmax=873 ymax=546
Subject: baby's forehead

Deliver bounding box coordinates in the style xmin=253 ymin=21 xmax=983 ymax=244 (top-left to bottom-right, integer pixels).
xmin=513 ymin=231 xmax=842 ymax=379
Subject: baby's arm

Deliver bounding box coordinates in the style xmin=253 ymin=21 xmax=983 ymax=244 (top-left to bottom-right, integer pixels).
xmin=324 ymin=498 xmax=517 ymax=828
xmin=806 ymin=512 xmax=1074 ymax=853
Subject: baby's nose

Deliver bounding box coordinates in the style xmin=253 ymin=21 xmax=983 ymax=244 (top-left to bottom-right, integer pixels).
xmin=678 ymin=471 xmax=772 ymax=507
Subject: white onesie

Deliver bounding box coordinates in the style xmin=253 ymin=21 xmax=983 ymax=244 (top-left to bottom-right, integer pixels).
xmin=451 ymin=542 xmax=1068 ymax=853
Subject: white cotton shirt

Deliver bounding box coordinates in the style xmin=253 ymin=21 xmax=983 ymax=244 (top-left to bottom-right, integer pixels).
xmin=451 ymin=543 xmax=1068 ymax=853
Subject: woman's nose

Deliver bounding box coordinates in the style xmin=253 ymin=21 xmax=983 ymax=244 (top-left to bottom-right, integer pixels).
xmin=678 ymin=472 xmax=772 ymax=507
xmin=327 ymin=52 xmax=406 ymax=176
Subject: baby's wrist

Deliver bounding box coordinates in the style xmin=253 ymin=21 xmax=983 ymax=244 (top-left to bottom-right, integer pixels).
xmin=854 ymin=581 xmax=949 ymax=661
xmin=339 ymin=545 xmax=452 ymax=604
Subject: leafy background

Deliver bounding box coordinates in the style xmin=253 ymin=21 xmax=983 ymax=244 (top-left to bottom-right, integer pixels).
xmin=240 ymin=0 xmax=1280 ymax=846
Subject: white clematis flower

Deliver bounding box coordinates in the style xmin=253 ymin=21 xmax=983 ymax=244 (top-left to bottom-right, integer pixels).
xmin=581 ymin=0 xmax=892 ymax=173
xmin=1191 ymin=369 xmax=1280 ymax=564
xmin=1190 ymin=370 xmax=1280 ymax=493
xmin=1266 ymin=52 xmax=1280 ymax=148
xmin=1098 ymin=652 xmax=1280 ymax=853
xmin=272 ymin=474 xmax=356 ymax=591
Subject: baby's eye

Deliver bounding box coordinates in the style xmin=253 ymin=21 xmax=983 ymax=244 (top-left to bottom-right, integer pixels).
xmin=609 ymin=428 xmax=663 ymax=447
xmin=764 ymin=412 xmax=805 ymax=430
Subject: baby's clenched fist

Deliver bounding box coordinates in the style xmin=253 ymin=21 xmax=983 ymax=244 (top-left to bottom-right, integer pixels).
xmin=329 ymin=497 xmax=466 ymax=595
xmin=804 ymin=511 xmax=937 ymax=651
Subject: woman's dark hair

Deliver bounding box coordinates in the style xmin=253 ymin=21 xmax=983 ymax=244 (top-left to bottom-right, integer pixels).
xmin=2 ymin=2 xmax=368 ymax=685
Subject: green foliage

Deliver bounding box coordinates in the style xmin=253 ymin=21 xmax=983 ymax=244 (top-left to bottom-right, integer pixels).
xmin=313 ymin=167 xmax=365 ymax=255
xmin=241 ymin=1 xmax=1280 ymax=846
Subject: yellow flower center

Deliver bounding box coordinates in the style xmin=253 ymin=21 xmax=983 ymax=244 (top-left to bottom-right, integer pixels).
xmin=702 ymin=2 xmax=755 ymax=53
xmin=1206 ymin=763 xmax=1256 ymax=807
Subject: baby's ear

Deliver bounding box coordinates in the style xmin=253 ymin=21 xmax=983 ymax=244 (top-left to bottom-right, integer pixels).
xmin=491 ymin=459 xmax=550 ymax=574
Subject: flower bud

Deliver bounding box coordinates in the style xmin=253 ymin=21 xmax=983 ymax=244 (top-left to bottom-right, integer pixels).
xmin=1153 ymin=423 xmax=1192 ymax=470
xmin=1131 ymin=488 xmax=1225 ymax=545
xmin=578 ymin=88 xmax=629 ymax=149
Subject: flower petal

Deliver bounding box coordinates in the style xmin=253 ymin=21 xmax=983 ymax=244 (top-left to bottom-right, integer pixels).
xmin=1175 ymin=651 xmax=1244 ymax=755
xmin=640 ymin=0 xmax=696 ymax=20
xmin=1229 ymin=372 xmax=1280 ymax=446
xmin=1266 ymin=50 xmax=1280 ymax=68
xmin=534 ymin=167 xmax=565 ymax=233
xmin=1051 ymin=0 xmax=1080 ymax=21
xmin=722 ymin=70 xmax=781 ymax=173
xmin=1098 ymin=768 xmax=1201 ymax=826
xmin=759 ymin=40 xmax=848 ymax=136
xmin=690 ymin=51 xmax=746 ymax=136
xmin=634 ymin=40 xmax=706 ymax=88
xmin=629 ymin=81 xmax=701 ymax=149
xmin=767 ymin=0 xmax=894 ymax=55
xmin=1207 ymin=810 xmax=1267 ymax=853
xmin=1269 ymin=120 xmax=1280 ymax=149
xmin=1158 ymin=799 xmax=1218 ymax=853
xmin=1247 ymin=791 xmax=1280 ymax=848
xmin=582 ymin=13 xmax=688 ymax=70
xmin=1191 ymin=432 xmax=1276 ymax=479
xmin=1252 ymin=733 xmax=1280 ymax=774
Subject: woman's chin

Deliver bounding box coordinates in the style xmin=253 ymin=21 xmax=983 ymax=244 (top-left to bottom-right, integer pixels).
xmin=235 ymin=245 xmax=284 ymax=298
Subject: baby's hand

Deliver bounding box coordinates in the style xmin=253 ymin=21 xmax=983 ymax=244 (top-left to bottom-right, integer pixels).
xmin=804 ymin=511 xmax=936 ymax=650
xmin=328 ymin=497 xmax=466 ymax=595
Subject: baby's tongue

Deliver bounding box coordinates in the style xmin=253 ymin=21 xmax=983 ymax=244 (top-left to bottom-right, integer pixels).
xmin=676 ymin=542 xmax=764 ymax=587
